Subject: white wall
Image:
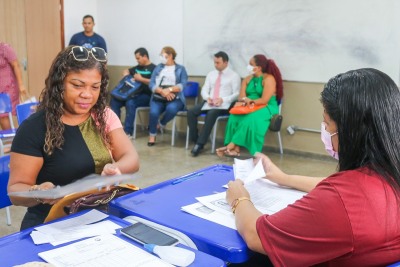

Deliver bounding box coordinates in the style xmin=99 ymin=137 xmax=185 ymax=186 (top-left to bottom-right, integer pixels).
xmin=64 ymin=0 xmax=184 ymax=67
xmin=183 ymin=0 xmax=400 ymax=83
xmin=64 ymin=1 xmax=400 ymax=85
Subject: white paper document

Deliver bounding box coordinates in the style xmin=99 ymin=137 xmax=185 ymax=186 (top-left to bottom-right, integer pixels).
xmin=35 ymin=209 xmax=108 ymax=234
xmin=31 ymin=210 xmax=121 ymax=245
xmin=8 ymin=173 xmax=139 ymax=199
xmin=181 ymin=202 xmax=237 ymax=229
xmin=185 ymin=179 xmax=306 ymax=229
xmin=201 ymin=102 xmax=229 ymax=110
xmin=233 ymin=158 xmax=266 ymax=183
xmin=39 ymin=234 xmax=174 ymax=267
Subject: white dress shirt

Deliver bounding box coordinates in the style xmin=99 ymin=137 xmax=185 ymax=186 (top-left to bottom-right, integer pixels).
xmin=201 ymin=66 xmax=241 ymax=110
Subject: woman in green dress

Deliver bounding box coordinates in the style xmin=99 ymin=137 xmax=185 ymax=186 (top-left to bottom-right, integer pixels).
xmin=216 ymin=55 xmax=283 ymax=156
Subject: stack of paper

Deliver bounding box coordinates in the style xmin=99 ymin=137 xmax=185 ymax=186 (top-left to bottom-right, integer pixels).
xmin=39 ymin=234 xmax=174 ymax=267
xmin=181 ymin=158 xmax=307 ymax=229
xmin=31 ymin=210 xmax=121 ymax=246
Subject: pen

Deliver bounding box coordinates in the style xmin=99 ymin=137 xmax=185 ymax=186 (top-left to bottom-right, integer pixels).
xmin=171 ymin=172 xmax=204 ymax=185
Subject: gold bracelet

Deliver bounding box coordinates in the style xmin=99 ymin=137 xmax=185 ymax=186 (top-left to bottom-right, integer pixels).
xmin=231 ymin=197 xmax=253 ymax=214
xmin=29 ymin=185 xmax=44 ymax=204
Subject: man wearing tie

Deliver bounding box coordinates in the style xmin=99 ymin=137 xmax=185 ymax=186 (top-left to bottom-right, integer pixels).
xmin=187 ymin=51 xmax=241 ymax=157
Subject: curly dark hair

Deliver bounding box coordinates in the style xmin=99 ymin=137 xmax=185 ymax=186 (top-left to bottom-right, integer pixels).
xmin=37 ymin=46 xmax=109 ymax=155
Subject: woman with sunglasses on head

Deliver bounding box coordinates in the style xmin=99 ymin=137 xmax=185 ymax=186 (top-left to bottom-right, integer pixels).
xmin=7 ymin=46 xmax=139 ymax=230
xmin=227 ymin=68 xmax=400 ymax=266
xmin=147 ymin=46 xmax=187 ymax=146
xmin=216 ymin=54 xmax=283 ymax=157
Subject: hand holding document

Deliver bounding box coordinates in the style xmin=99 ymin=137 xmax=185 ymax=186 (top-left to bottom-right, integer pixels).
xmin=182 ymin=159 xmax=306 ymax=229
xmin=233 ymin=158 xmax=266 ymax=183
xmin=8 ymin=173 xmax=139 ymax=199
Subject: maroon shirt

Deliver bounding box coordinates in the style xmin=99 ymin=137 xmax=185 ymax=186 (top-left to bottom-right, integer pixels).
xmin=257 ymin=168 xmax=400 ymax=266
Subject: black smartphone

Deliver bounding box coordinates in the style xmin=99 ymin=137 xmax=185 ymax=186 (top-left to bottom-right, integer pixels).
xmin=120 ymin=222 xmax=179 ymax=246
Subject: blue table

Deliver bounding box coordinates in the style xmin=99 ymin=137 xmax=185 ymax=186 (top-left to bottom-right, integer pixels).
xmin=0 ymin=210 xmax=225 ymax=267
xmin=109 ymin=164 xmax=251 ymax=263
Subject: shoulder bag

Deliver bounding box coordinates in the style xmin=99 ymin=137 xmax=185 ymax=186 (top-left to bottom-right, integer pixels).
xmin=44 ymin=184 xmax=139 ymax=223
xmin=229 ymin=101 xmax=265 ymax=115
xmin=111 ymin=75 xmax=143 ymax=101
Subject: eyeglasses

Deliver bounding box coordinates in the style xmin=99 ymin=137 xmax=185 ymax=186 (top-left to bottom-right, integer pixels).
xmin=70 ymin=46 xmax=107 ymax=62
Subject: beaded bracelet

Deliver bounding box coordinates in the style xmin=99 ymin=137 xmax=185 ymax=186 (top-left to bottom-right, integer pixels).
xmin=231 ymin=197 xmax=253 ymax=214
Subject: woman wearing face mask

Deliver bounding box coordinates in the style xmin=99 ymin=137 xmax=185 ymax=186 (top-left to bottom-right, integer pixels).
xmin=247 ymin=121 xmax=339 ymax=194
xmin=147 ymin=46 xmax=187 ymax=146
xmin=226 ymin=68 xmax=400 ymax=266
xmin=216 ymin=54 xmax=283 ymax=157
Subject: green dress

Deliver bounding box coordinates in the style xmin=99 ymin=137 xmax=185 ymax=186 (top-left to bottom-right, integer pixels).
xmin=224 ymin=76 xmax=279 ymax=155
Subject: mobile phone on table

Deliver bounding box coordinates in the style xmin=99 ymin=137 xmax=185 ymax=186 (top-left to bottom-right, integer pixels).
xmin=120 ymin=222 xmax=179 ymax=246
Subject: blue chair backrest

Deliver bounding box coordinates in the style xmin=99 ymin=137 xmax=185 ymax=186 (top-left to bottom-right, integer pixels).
xmin=184 ymin=81 xmax=200 ymax=98
xmin=16 ymin=102 xmax=39 ymax=125
xmin=0 ymin=93 xmax=13 ymax=114
xmin=0 ymin=154 xmax=11 ymax=209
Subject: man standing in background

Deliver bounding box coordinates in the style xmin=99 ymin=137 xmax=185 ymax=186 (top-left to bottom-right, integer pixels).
xmin=69 ymin=15 xmax=107 ymax=52
xmin=187 ymin=51 xmax=240 ymax=157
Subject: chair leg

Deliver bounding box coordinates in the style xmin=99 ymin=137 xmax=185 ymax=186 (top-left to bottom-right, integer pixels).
xmin=277 ymin=131 xmax=283 ymax=154
xmin=8 ymin=113 xmax=15 ymax=130
xmin=186 ymin=126 xmax=189 ymax=149
xmin=133 ymin=109 xmax=139 ymax=139
xmin=6 ymin=206 xmax=11 ymax=225
xmin=211 ymin=122 xmax=218 ymax=153
xmin=171 ymin=118 xmax=176 ymax=146
xmin=0 ymin=139 xmax=4 ymax=157
xmin=139 ymin=111 xmax=145 ymax=131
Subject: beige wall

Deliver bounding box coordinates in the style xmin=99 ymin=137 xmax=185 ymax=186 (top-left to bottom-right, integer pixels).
xmin=108 ymin=65 xmax=327 ymax=157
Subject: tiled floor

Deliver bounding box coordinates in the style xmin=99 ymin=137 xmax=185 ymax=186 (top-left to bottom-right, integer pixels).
xmin=0 ymin=131 xmax=337 ymax=237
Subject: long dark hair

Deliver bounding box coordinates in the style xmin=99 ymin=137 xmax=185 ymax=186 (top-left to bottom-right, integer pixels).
xmin=321 ymin=68 xmax=400 ymax=194
xmin=253 ymin=54 xmax=283 ymax=101
xmin=38 ymin=46 xmax=109 ymax=155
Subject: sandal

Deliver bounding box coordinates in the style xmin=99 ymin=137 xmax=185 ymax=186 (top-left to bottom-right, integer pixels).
xmin=216 ymin=146 xmax=228 ymax=157
xmin=147 ymin=136 xmax=156 ymax=146
xmin=224 ymin=149 xmax=241 ymax=158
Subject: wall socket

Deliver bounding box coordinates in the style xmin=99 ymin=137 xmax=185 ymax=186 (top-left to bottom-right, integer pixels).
xmin=287 ymin=125 xmax=296 ymax=135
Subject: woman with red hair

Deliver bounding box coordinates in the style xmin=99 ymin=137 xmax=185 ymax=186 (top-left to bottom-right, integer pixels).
xmin=217 ymin=54 xmax=283 ymax=156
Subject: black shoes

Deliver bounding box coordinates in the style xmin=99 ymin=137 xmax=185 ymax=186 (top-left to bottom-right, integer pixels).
xmin=147 ymin=136 xmax=156 ymax=146
xmin=191 ymin=144 xmax=204 ymax=157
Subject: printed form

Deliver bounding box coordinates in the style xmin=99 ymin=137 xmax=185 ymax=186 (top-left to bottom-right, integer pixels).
xmin=39 ymin=234 xmax=173 ymax=267
xmin=182 ymin=158 xmax=306 ymax=229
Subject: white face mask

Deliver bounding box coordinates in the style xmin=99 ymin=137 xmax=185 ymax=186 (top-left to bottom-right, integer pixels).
xmin=247 ymin=65 xmax=255 ymax=75
xmin=160 ymin=54 xmax=167 ymax=64
xmin=321 ymin=122 xmax=339 ymax=160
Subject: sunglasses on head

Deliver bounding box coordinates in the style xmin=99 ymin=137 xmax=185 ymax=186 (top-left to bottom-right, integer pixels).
xmin=70 ymin=46 xmax=107 ymax=62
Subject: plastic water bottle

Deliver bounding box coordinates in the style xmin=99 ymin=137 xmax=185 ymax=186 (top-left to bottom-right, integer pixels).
xmin=144 ymin=244 xmax=195 ymax=267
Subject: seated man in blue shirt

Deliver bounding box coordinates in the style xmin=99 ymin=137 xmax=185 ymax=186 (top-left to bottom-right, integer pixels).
xmin=69 ymin=15 xmax=107 ymax=52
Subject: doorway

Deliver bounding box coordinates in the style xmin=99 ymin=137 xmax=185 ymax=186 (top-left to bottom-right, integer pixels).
xmin=0 ymin=0 xmax=63 ymax=99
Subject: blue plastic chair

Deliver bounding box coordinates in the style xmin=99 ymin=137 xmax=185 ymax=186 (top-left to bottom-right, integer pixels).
xmin=0 ymin=154 xmax=12 ymax=225
xmin=0 ymin=93 xmax=15 ymax=130
xmin=0 ymin=94 xmax=17 ymax=156
xmin=16 ymin=101 xmax=39 ymax=125
xmin=171 ymin=81 xmax=200 ymax=146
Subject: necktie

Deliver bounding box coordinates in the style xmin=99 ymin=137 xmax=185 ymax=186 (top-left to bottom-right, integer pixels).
xmin=213 ymin=71 xmax=222 ymax=100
